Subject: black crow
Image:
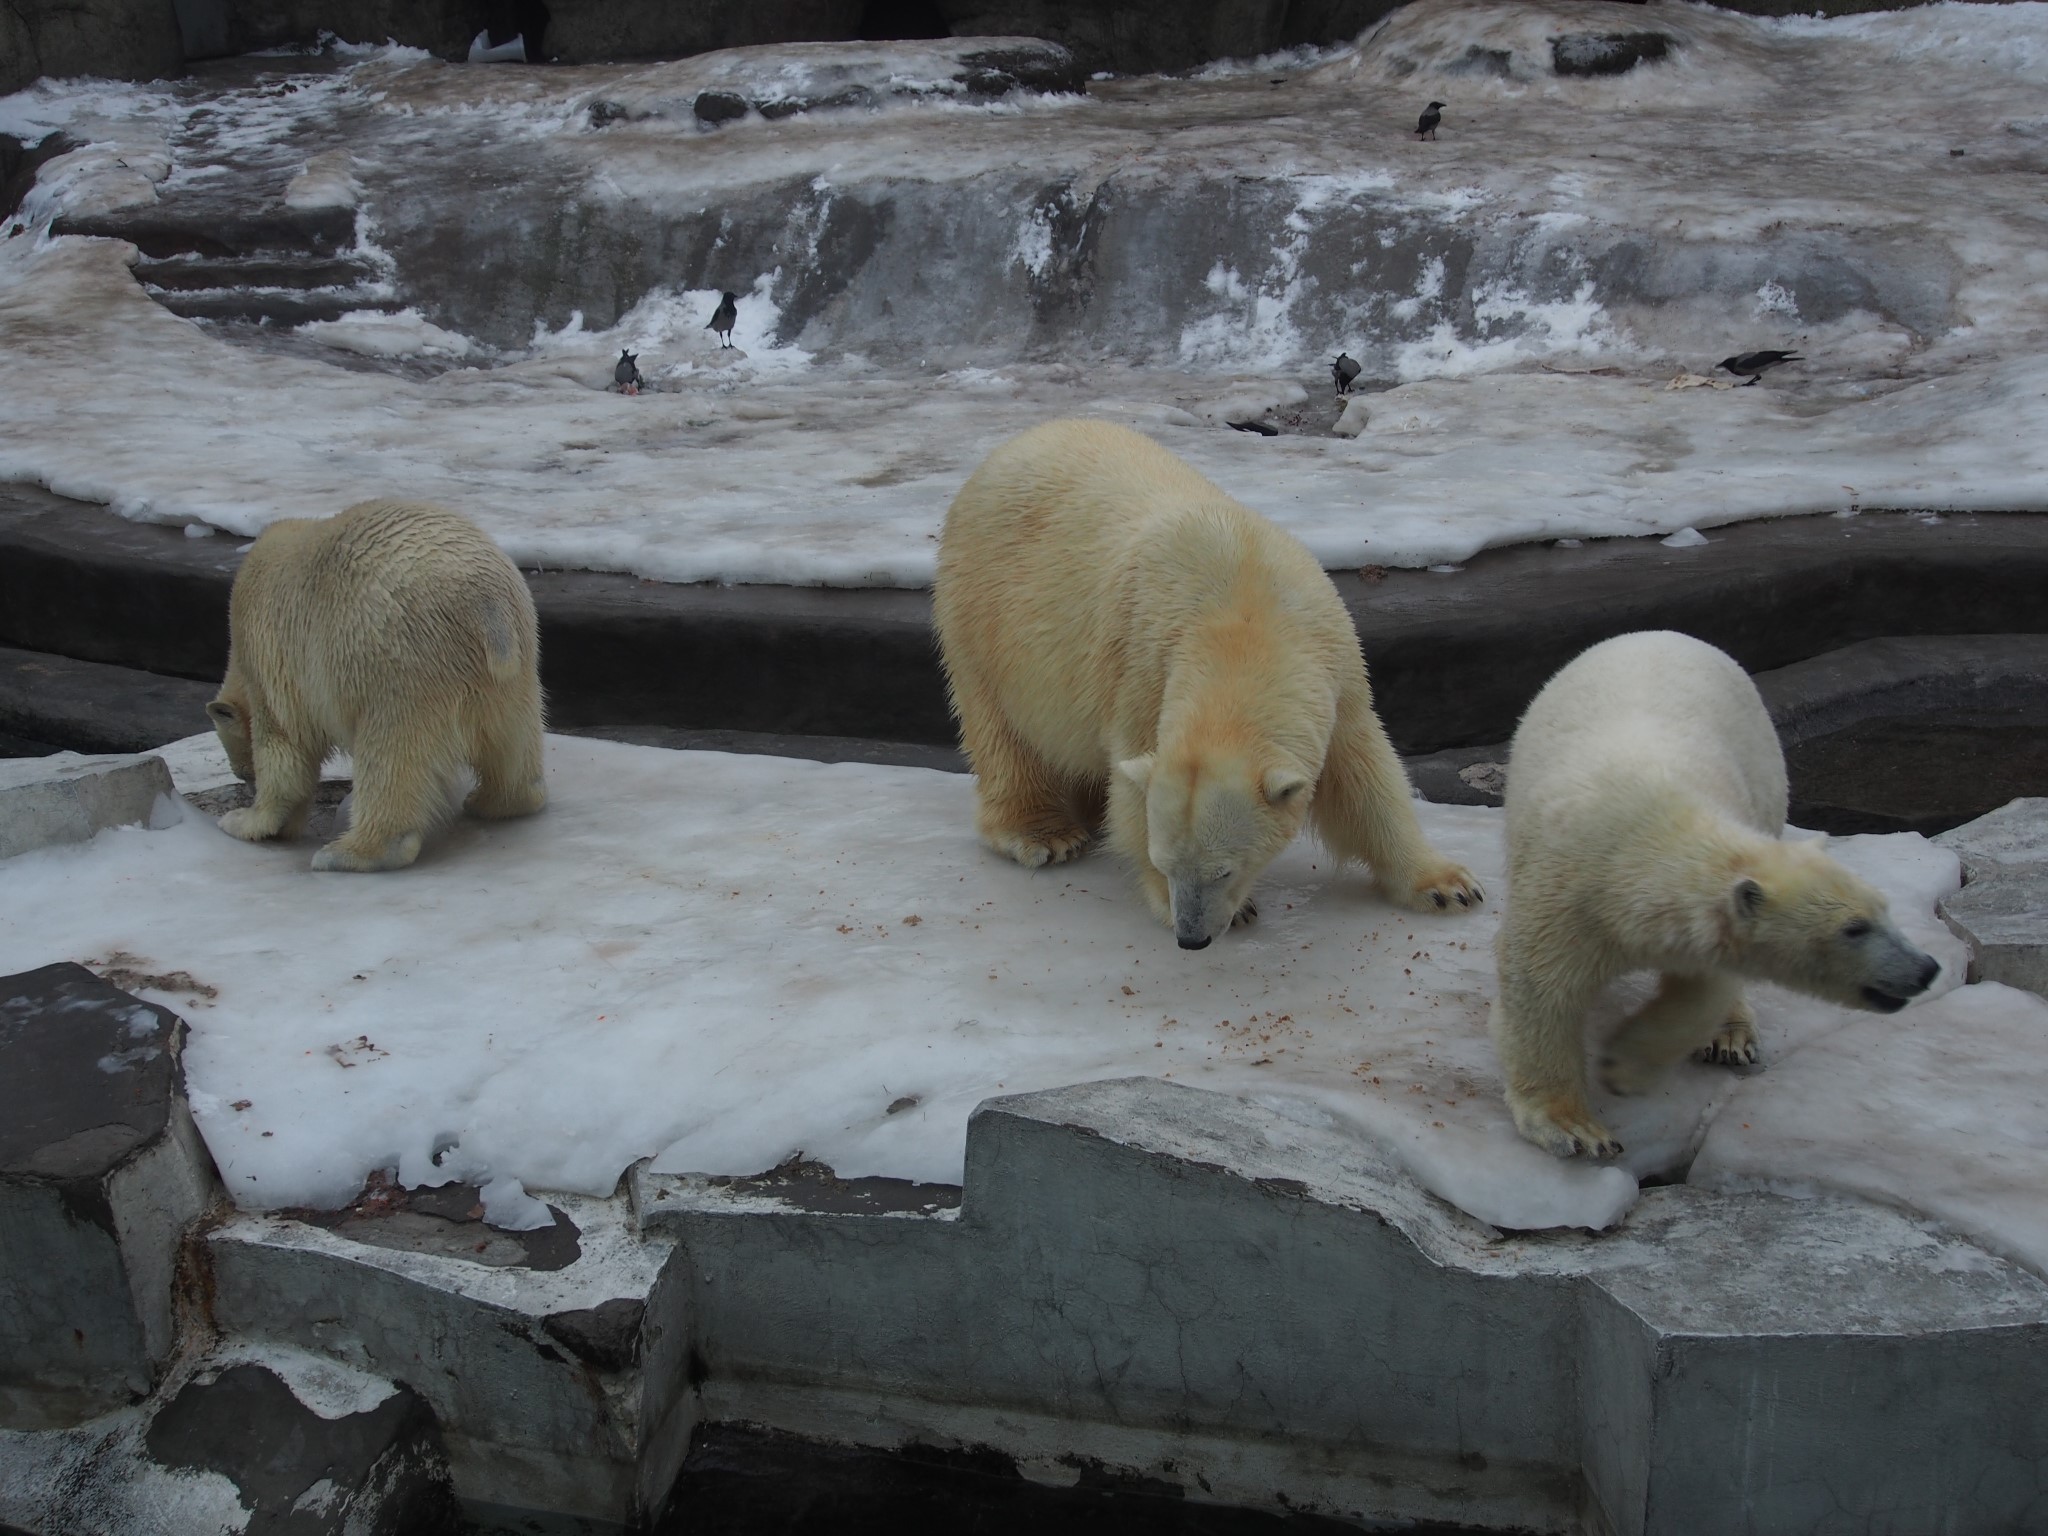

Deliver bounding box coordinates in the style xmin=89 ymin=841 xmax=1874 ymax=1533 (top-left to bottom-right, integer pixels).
xmin=1718 ymin=349 xmax=1802 ymax=385
xmin=1332 ymin=352 xmax=1362 ymax=394
xmin=1415 ymin=101 xmax=1444 ymax=140
xmin=707 ymin=291 xmax=739 ymax=348
xmin=613 ymin=349 xmax=642 ymax=394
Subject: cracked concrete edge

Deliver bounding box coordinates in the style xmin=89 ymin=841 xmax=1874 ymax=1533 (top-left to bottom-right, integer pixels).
xmin=641 ymin=1077 xmax=2048 ymax=1533
xmin=205 ymin=1191 xmax=683 ymax=1521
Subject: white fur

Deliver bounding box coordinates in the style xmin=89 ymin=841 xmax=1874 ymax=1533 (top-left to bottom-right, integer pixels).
xmin=1491 ymin=631 xmax=1939 ymax=1158
xmin=933 ymin=419 xmax=1480 ymax=947
xmin=208 ymin=500 xmax=546 ymax=872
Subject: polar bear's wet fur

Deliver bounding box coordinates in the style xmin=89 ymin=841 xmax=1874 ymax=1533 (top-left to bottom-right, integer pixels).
xmin=934 ymin=419 xmax=1481 ymax=948
xmin=208 ymin=499 xmax=545 ymax=872
xmin=1492 ymin=631 xmax=1939 ymax=1158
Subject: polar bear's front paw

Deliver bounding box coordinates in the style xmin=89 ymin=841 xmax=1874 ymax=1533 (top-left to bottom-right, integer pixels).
xmin=1400 ymin=860 xmax=1484 ymax=914
xmin=984 ymin=816 xmax=1091 ymax=868
xmin=217 ymin=807 xmax=282 ymax=843
xmin=1510 ymin=1092 xmax=1624 ymax=1160
xmin=1231 ymin=897 xmax=1259 ymax=928
xmin=312 ymin=831 xmax=423 ymax=873
xmin=1698 ymin=1013 xmax=1760 ymax=1067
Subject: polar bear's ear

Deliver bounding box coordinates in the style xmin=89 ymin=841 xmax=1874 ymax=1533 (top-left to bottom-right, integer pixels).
xmin=1729 ymin=876 xmax=1767 ymax=923
xmin=205 ymin=699 xmax=238 ymax=726
xmin=1117 ymin=754 xmax=1155 ymax=787
xmin=1262 ymin=768 xmax=1311 ymax=806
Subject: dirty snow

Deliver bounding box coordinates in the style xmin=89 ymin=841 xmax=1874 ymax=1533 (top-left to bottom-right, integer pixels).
xmin=2 ymin=733 xmax=2017 ymax=1247
xmin=0 ymin=1 xmax=2046 ymax=583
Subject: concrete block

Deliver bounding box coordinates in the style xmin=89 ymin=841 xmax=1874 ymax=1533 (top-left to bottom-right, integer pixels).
xmin=635 ymin=1077 xmax=2048 ymax=1536
xmin=0 ymin=750 xmax=178 ymax=861
xmin=1937 ymin=796 xmax=2048 ymax=882
xmin=1940 ymin=868 xmax=2048 ymax=996
xmin=0 ymin=963 xmax=219 ymax=1429
xmin=207 ymin=1188 xmax=686 ymax=1528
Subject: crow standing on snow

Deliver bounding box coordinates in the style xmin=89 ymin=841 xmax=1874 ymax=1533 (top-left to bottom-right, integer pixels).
xmin=1718 ymin=349 xmax=1802 ymax=385
xmin=707 ymin=291 xmax=739 ymax=348
xmin=613 ymin=349 xmax=643 ymax=394
xmin=1414 ymin=101 xmax=1444 ymax=140
xmin=1331 ymin=352 xmax=1362 ymax=394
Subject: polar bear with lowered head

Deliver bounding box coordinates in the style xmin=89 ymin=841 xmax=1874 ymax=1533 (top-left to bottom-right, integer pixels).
xmin=207 ymin=499 xmax=545 ymax=872
xmin=933 ymin=419 xmax=1482 ymax=948
xmin=1492 ymin=630 xmax=1939 ymax=1158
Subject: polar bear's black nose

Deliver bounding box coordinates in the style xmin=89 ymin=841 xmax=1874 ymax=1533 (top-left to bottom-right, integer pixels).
xmin=1178 ymin=935 xmax=1211 ymax=951
xmin=1913 ymin=954 xmax=1940 ymax=992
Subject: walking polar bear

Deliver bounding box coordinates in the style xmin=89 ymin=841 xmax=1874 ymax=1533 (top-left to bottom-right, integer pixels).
xmin=933 ymin=419 xmax=1482 ymax=949
xmin=207 ymin=499 xmax=546 ymax=872
xmin=1492 ymin=631 xmax=1940 ymax=1158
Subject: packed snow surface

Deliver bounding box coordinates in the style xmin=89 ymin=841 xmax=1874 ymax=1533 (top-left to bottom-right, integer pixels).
xmin=2 ymin=1 xmax=2047 ymax=584
xmin=7 ymin=733 xmax=2036 ymax=1260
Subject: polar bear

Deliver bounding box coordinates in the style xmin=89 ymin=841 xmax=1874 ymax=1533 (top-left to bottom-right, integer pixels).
xmin=1491 ymin=630 xmax=1940 ymax=1158
xmin=206 ymin=499 xmax=546 ymax=872
xmin=933 ymin=419 xmax=1482 ymax=949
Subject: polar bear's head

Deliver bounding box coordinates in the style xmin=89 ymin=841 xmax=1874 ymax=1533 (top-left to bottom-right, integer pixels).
xmin=1727 ymin=840 xmax=1940 ymax=1011
xmin=1119 ymin=747 xmax=1313 ymax=950
xmin=204 ymin=685 xmax=255 ymax=784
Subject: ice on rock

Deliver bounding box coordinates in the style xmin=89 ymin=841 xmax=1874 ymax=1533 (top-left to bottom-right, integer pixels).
xmin=0 ymin=734 xmax=2013 ymax=1246
xmin=1659 ymin=527 xmax=1708 ymax=548
xmin=478 ymin=1175 xmax=556 ymax=1232
xmin=1 ymin=8 xmax=2046 ymax=580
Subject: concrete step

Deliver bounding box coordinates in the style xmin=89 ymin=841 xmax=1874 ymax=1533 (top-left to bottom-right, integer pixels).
xmin=4 ymin=484 xmax=2047 ymax=759
xmin=132 ymin=254 xmax=384 ymax=292
xmin=51 ymin=204 xmax=357 ymax=260
xmin=149 ymin=289 xmax=401 ymax=326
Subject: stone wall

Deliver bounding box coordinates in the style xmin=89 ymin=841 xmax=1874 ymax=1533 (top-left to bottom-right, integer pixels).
xmin=1 ymin=0 xmax=1991 ymax=94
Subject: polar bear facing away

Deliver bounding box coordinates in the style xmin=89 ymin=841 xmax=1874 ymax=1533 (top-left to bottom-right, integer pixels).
xmin=1492 ymin=631 xmax=1939 ymax=1158
xmin=207 ymin=499 xmax=545 ymax=872
xmin=933 ymin=419 xmax=1482 ymax=948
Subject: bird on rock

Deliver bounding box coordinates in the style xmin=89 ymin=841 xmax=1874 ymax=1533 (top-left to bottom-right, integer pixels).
xmin=613 ymin=350 xmax=643 ymax=394
xmin=707 ymin=291 xmax=739 ymax=349
xmin=1415 ymin=101 xmax=1444 ymax=141
xmin=1331 ymin=352 xmax=1362 ymax=394
xmin=1718 ymin=350 xmax=1802 ymax=385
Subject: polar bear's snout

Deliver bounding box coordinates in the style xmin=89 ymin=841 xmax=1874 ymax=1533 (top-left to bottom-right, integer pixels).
xmin=1170 ymin=877 xmax=1229 ymax=950
xmin=1858 ymin=931 xmax=1942 ymax=1012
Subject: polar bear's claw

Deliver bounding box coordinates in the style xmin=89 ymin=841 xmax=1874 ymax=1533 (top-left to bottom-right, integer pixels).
xmin=1514 ymin=1097 xmax=1623 ymax=1160
xmin=1231 ymin=898 xmax=1259 ymax=928
xmin=1404 ymin=862 xmax=1484 ymax=914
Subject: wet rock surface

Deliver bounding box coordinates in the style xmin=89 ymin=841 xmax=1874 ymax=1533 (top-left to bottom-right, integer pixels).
xmin=282 ymin=1172 xmax=585 ymax=1270
xmin=0 ymin=964 xmax=216 ymax=1428
xmin=144 ymin=1363 xmax=464 ymax=1535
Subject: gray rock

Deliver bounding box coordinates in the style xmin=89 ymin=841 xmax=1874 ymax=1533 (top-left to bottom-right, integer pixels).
xmin=1940 ymin=867 xmax=2048 ymax=997
xmin=9 ymin=0 xmax=184 ymax=87
xmin=0 ymin=964 xmax=218 ymax=1429
xmin=0 ymin=750 xmax=179 ymax=862
xmin=1551 ymin=31 xmax=1673 ymax=78
xmin=1936 ymin=796 xmax=2048 ymax=883
xmin=143 ymin=1362 xmax=463 ymax=1534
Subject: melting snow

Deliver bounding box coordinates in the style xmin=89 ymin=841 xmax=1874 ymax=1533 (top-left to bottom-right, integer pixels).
xmin=2 ymin=733 xmax=2027 ymax=1252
